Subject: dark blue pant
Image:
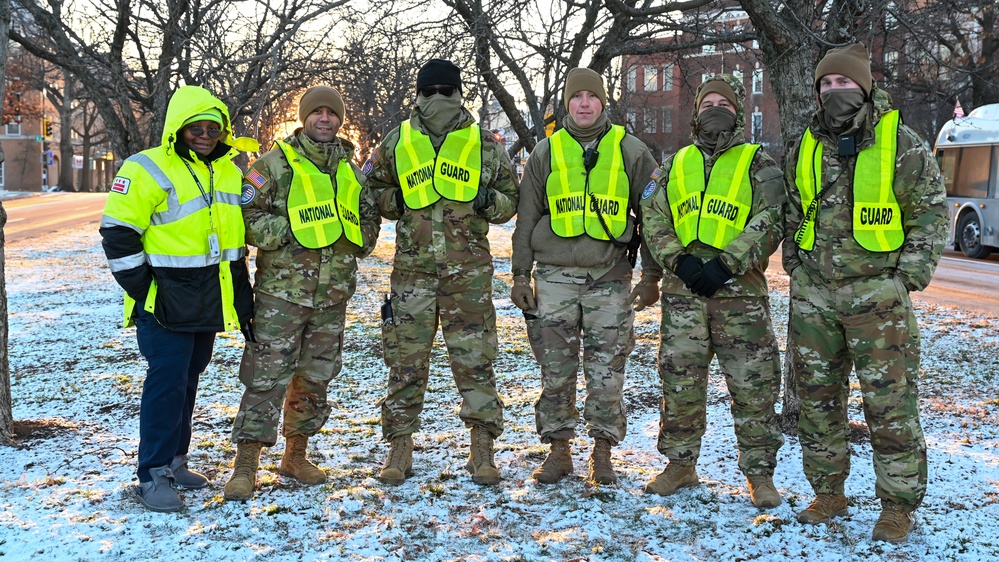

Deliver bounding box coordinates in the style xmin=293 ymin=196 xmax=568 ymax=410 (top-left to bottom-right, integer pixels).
xmin=134 ymin=308 xmax=215 ymax=482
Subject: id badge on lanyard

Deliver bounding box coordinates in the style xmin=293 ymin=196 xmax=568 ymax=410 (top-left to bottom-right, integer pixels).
xmin=207 ymin=231 xmax=221 ymax=258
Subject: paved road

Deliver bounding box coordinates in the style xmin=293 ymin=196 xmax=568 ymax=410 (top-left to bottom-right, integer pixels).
xmin=2 ymin=192 xmax=107 ymax=242
xmin=4 ymin=192 xmax=999 ymax=316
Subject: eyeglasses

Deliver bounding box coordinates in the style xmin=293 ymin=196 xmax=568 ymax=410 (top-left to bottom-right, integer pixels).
xmin=186 ymin=125 xmax=222 ymax=139
xmin=419 ymin=86 xmax=457 ymax=98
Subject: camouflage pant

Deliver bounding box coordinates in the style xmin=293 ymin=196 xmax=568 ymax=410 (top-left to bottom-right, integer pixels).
xmin=231 ymin=292 xmax=346 ymax=446
xmin=790 ymin=268 xmax=927 ymax=510
xmin=527 ymin=265 xmax=634 ymax=445
xmin=656 ymin=294 xmax=783 ymax=475
xmin=379 ymin=266 xmax=503 ymax=440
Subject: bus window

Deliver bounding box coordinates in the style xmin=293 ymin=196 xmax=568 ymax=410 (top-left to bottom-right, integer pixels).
xmin=938 ymin=149 xmax=958 ymax=194
xmin=953 ymin=146 xmax=992 ymax=198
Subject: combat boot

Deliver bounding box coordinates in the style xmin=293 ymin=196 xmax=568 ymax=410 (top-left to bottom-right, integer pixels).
xmin=796 ymin=493 xmax=849 ymax=524
xmin=223 ymin=441 xmax=263 ymax=501
xmin=645 ymin=462 xmax=699 ymax=496
xmin=872 ymin=502 xmax=915 ymax=543
xmin=169 ymin=454 xmax=209 ymax=490
xmin=588 ymin=438 xmax=617 ymax=485
xmin=531 ymin=439 xmax=573 ymax=484
xmin=746 ymin=475 xmax=782 ymax=508
xmin=379 ymin=434 xmax=414 ymax=485
xmin=279 ymin=434 xmax=326 ymax=485
xmin=465 ymin=426 xmax=502 ymax=485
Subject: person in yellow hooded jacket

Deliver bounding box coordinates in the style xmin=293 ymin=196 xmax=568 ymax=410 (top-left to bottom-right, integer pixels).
xmin=100 ymin=85 xmax=258 ymax=512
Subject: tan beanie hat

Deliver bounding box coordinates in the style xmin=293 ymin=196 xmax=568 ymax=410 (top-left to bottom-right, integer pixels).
xmin=814 ymin=43 xmax=873 ymax=95
xmin=563 ymin=68 xmax=607 ymax=110
xmin=298 ymin=86 xmax=346 ymax=124
xmin=695 ymin=78 xmax=739 ymax=109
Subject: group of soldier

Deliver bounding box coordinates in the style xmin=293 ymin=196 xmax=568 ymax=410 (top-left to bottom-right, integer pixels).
xmin=101 ymin=44 xmax=948 ymax=545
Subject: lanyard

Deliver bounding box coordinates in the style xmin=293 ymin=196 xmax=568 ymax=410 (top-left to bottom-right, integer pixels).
xmin=183 ymin=159 xmax=215 ymax=230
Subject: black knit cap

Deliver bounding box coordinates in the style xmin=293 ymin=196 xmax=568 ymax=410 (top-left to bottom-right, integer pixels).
xmin=416 ymin=59 xmax=462 ymax=94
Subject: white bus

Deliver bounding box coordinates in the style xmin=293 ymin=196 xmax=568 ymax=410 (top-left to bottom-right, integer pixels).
xmin=934 ymin=104 xmax=999 ymax=259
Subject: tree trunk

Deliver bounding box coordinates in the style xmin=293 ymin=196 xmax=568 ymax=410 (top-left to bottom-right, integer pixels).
xmin=57 ymin=73 xmax=75 ymax=191
xmin=778 ymin=300 xmax=799 ymax=434
xmin=0 ymin=0 xmax=14 ymax=446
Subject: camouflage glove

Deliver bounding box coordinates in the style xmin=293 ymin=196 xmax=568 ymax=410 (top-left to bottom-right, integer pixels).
xmin=674 ymin=254 xmax=703 ymax=290
xmin=472 ymin=188 xmax=496 ymax=211
xmin=690 ymin=257 xmax=732 ymax=298
xmin=510 ymin=275 xmax=537 ymax=311
xmin=629 ymin=275 xmax=660 ymax=311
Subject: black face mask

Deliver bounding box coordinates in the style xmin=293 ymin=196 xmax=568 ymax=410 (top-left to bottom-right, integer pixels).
xmin=819 ymin=89 xmax=866 ymax=134
xmin=696 ymin=106 xmax=737 ymax=151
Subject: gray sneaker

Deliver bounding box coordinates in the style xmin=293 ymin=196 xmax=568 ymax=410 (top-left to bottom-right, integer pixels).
xmin=136 ymin=465 xmax=183 ymax=512
xmin=170 ymin=455 xmax=209 ymax=489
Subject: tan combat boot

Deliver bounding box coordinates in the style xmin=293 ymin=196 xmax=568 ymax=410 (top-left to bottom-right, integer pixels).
xmin=746 ymin=475 xmax=782 ymax=508
xmin=531 ymin=439 xmax=573 ymax=484
xmin=588 ymin=438 xmax=617 ymax=485
xmin=872 ymin=502 xmax=915 ymax=543
xmin=645 ymin=463 xmax=699 ymax=495
xmin=465 ymin=426 xmax=502 ymax=485
xmin=379 ymin=434 xmax=414 ymax=485
xmin=796 ymin=493 xmax=849 ymax=524
xmin=223 ymin=441 xmax=263 ymax=501
xmin=279 ymin=434 xmax=326 ymax=485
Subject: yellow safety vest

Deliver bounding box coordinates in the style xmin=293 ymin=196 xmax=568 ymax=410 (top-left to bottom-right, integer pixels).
xmin=277 ymin=141 xmax=363 ymax=249
xmin=667 ymin=143 xmax=758 ymax=249
xmin=794 ymin=110 xmax=904 ymax=252
xmin=546 ymin=125 xmax=630 ymax=240
xmin=394 ymin=122 xmax=482 ymax=209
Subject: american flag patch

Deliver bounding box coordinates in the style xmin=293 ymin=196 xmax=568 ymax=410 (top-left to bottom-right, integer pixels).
xmin=246 ymin=169 xmax=267 ymax=188
xmin=650 ymin=168 xmax=663 ymax=180
xmin=111 ymin=177 xmax=130 ymax=194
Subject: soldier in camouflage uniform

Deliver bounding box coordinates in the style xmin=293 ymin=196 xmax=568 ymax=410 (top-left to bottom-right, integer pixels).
xmin=510 ymin=68 xmax=662 ymax=485
xmin=640 ymin=75 xmax=785 ymax=507
xmin=223 ymin=86 xmax=380 ymax=501
xmin=365 ymin=59 xmax=519 ymax=486
xmin=784 ymin=44 xmax=948 ymax=542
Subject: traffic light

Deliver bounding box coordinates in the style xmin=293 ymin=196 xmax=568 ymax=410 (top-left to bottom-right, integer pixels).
xmin=43 ymin=118 xmax=53 ymax=139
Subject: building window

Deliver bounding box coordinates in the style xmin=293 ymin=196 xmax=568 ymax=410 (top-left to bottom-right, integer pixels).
xmin=5 ymin=121 xmax=20 ymax=136
xmin=626 ymin=111 xmax=637 ymax=131
xmin=701 ymin=73 xmax=711 ymax=85
xmin=733 ymin=68 xmax=744 ymax=85
xmin=0 ymin=162 xmax=4 ymax=187
xmin=752 ymin=67 xmax=763 ymax=94
xmin=884 ymin=51 xmax=898 ymax=86
xmin=644 ymin=65 xmax=658 ymax=92
xmin=644 ymin=111 xmax=657 ymax=134
xmin=751 ymin=109 xmax=763 ymax=143
xmin=663 ymin=107 xmax=673 ymax=133
xmin=662 ymin=64 xmax=674 ymax=91
xmin=702 ymin=44 xmax=716 ymax=54
xmin=627 ymin=66 xmax=637 ymax=92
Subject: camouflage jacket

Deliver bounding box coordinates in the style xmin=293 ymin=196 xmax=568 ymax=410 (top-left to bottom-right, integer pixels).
xmin=640 ymin=139 xmax=785 ymax=298
xmin=241 ymin=130 xmax=380 ymax=308
xmin=782 ymin=88 xmax=948 ymax=291
xmin=365 ymin=107 xmax=519 ymax=275
xmin=510 ymin=117 xmax=663 ymax=281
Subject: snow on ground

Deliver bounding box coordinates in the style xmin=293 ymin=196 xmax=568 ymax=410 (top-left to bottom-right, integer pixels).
xmin=0 ymin=221 xmax=997 ymax=561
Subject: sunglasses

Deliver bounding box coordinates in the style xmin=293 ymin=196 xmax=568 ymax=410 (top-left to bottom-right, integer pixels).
xmin=419 ymin=85 xmax=458 ymax=98
xmin=187 ymin=125 xmax=222 ymax=139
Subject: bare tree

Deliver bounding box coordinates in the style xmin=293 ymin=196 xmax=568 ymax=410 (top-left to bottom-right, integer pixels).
xmin=1 ymin=0 xmax=15 ymax=446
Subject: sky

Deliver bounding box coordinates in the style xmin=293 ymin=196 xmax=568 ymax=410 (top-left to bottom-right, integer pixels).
xmin=0 ymin=219 xmax=997 ymax=561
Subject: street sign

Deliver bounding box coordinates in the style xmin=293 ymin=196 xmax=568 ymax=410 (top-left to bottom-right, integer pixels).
xmin=33 ymin=136 xmax=44 ymax=141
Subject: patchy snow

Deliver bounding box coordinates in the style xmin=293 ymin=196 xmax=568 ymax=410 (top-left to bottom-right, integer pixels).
xmin=1 ymin=221 xmax=998 ymax=561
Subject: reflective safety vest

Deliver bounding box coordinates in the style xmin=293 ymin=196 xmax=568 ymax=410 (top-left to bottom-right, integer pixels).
xmin=667 ymin=143 xmax=758 ymax=250
xmin=546 ymin=125 xmax=630 ymax=240
xmin=276 ymin=141 xmax=363 ymax=249
xmin=104 ymin=150 xmax=247 ymax=330
xmin=794 ymin=110 xmax=904 ymax=252
xmin=394 ymin=122 xmax=482 ymax=209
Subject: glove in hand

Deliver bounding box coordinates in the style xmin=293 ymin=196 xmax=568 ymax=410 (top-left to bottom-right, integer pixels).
xmin=629 ymin=277 xmax=660 ymax=311
xmin=473 ymin=188 xmax=496 ymax=211
xmin=674 ymin=254 xmax=703 ymax=289
xmin=690 ymin=257 xmax=733 ymax=298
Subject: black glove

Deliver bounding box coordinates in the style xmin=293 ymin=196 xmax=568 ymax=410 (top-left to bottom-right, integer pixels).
xmin=472 ymin=188 xmax=496 ymax=211
xmin=690 ymin=257 xmax=733 ymax=298
xmin=241 ymin=321 xmax=257 ymax=343
xmin=674 ymin=254 xmax=703 ymax=289
xmin=395 ymin=188 xmax=406 ymax=212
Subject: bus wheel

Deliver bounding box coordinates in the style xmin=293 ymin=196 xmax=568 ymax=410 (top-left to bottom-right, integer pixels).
xmin=958 ymin=213 xmax=993 ymax=259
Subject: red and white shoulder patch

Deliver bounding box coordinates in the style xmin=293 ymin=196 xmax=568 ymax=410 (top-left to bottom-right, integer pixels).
xmin=111 ymin=177 xmax=130 ymax=194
